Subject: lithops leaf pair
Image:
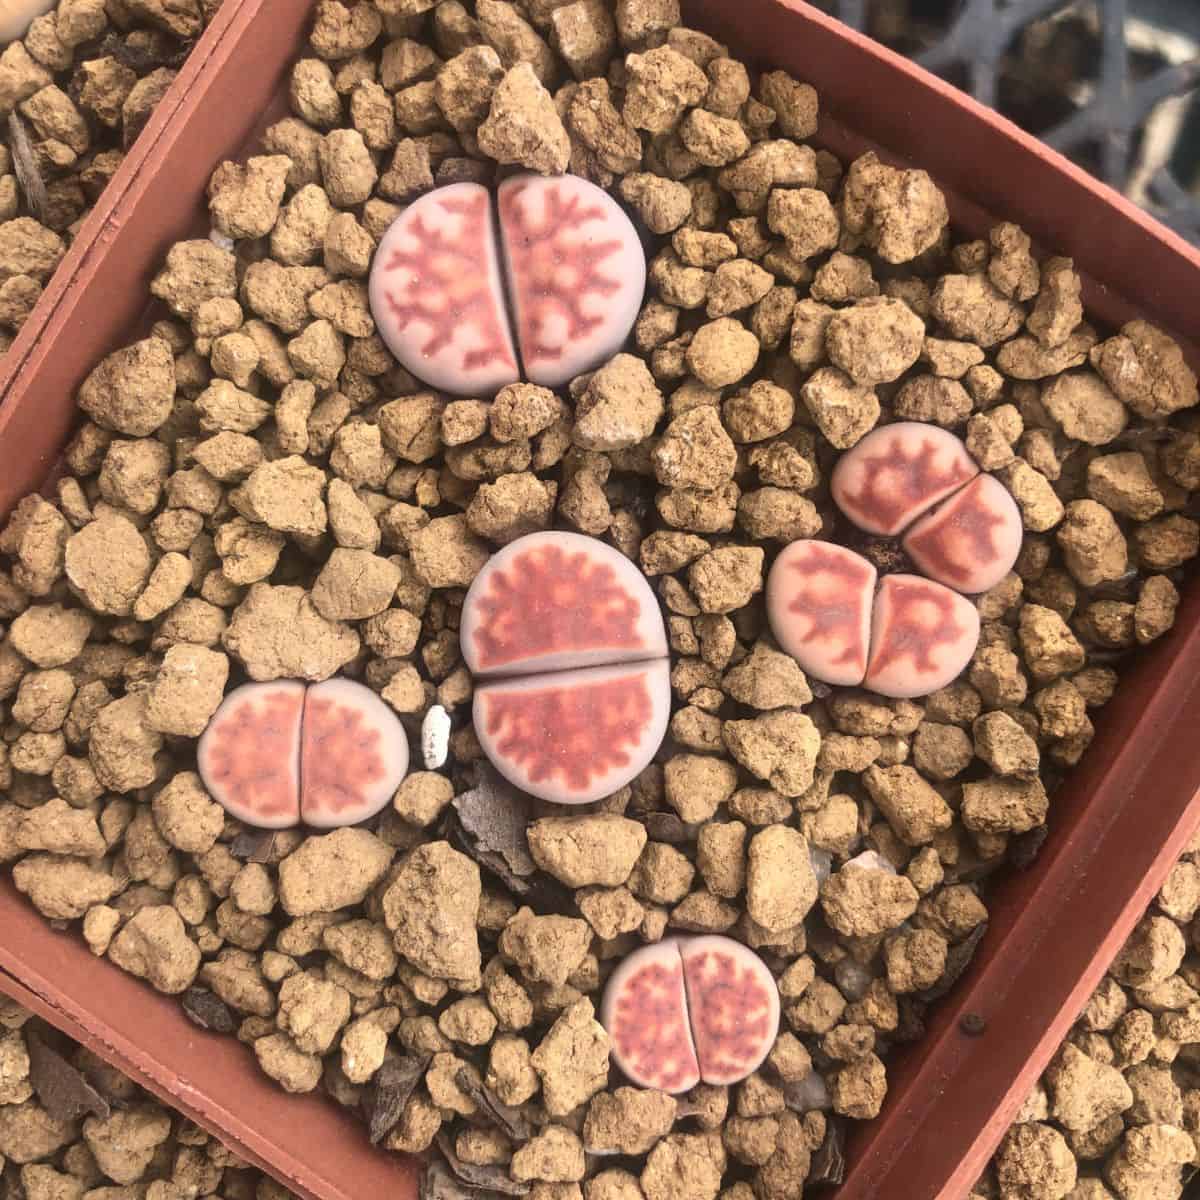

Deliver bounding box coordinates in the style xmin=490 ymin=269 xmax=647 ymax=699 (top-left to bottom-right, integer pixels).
xmin=768 ymin=422 xmax=1023 ymax=697
xmin=198 ymin=679 xmax=409 ymax=829
xmin=369 ymin=174 xmax=645 ymax=394
xmin=461 ymin=530 xmax=671 ymax=805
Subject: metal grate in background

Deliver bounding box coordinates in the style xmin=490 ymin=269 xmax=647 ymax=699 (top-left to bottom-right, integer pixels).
xmin=806 ymin=0 xmax=1200 ymax=243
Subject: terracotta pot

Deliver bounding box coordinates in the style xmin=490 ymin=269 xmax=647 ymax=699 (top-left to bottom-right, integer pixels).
xmin=1 ymin=1 xmax=1198 ymax=1198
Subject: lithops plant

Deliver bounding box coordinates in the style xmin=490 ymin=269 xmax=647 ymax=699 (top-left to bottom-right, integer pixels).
xmin=369 ymin=173 xmax=645 ymax=394
xmin=462 ymin=531 xmax=671 ymax=804
xmin=198 ymin=679 xmax=409 ymax=828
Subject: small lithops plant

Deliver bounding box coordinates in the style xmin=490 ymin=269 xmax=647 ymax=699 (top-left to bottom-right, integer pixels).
xmin=461 ymin=530 xmax=670 ymax=804
xmin=768 ymin=421 xmax=1022 ymax=698
xmin=601 ymin=936 xmax=780 ymax=1094
xmin=369 ymin=173 xmax=645 ymax=394
xmin=197 ymin=678 xmax=409 ymax=829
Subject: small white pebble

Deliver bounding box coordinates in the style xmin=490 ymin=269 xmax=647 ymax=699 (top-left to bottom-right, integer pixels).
xmin=845 ymin=849 xmax=897 ymax=874
xmin=209 ymin=228 xmax=236 ymax=252
xmin=808 ymin=846 xmax=833 ymax=884
xmin=422 ymin=704 xmax=451 ymax=769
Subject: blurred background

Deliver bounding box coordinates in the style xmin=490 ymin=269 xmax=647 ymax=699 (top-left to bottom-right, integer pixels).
xmin=808 ymin=0 xmax=1200 ymax=243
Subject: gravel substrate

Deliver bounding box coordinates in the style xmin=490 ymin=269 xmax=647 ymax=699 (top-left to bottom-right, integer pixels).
xmin=0 ymin=0 xmax=1198 ymax=1197
xmin=0 ymin=0 xmax=218 ymax=354
xmin=976 ymin=832 xmax=1200 ymax=1200
xmin=0 ymin=993 xmax=287 ymax=1199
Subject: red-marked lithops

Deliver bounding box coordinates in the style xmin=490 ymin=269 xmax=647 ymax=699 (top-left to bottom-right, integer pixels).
xmin=369 ymin=174 xmax=643 ymax=395
xmin=771 ymin=421 xmax=1023 ymax=697
xmin=197 ymin=679 xmax=408 ymax=829
xmin=300 ymin=679 xmax=410 ymax=828
xmin=462 ymin=530 xmax=671 ymax=804
xmin=902 ymin=472 xmax=1024 ymax=594
xmin=461 ymin=530 xmax=667 ymax=677
xmin=601 ymin=936 xmax=779 ymax=1094
xmin=368 ymin=182 xmax=519 ymax=396
xmin=766 ymin=540 xmax=877 ymax=687
xmin=474 ymin=659 xmax=671 ymax=805
xmin=831 ymin=421 xmax=979 ymax=536
xmin=497 ymin=174 xmax=645 ymax=388
xmin=197 ymin=682 xmax=305 ymax=829
xmin=863 ymin=574 xmax=981 ymax=699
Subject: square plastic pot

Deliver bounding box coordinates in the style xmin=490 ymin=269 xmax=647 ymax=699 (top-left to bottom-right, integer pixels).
xmin=1 ymin=1 xmax=1198 ymax=1198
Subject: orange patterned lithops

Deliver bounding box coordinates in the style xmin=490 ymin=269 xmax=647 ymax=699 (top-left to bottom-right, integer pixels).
xmin=462 ymin=531 xmax=670 ymax=805
xmin=601 ymin=936 xmax=779 ymax=1094
xmin=198 ymin=679 xmax=409 ymax=829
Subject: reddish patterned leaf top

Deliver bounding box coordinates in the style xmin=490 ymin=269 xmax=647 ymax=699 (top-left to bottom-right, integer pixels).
xmin=200 ymin=687 xmax=302 ymax=823
xmin=607 ymin=953 xmax=700 ymax=1093
xmin=481 ymin=670 xmax=653 ymax=795
xmin=500 ymin=178 xmax=624 ymax=374
xmin=470 ymin=540 xmax=647 ymax=672
xmin=300 ymin=692 xmax=389 ymax=821
xmin=683 ymin=943 xmax=778 ymax=1085
xmin=832 ymin=422 xmax=978 ymax=536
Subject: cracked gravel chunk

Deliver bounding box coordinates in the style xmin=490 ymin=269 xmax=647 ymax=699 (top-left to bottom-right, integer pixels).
xmin=1089 ymin=320 xmax=1198 ymax=419
xmin=1055 ymin=499 xmax=1127 ymax=588
xmin=278 ymin=971 xmax=351 ymax=1054
xmin=1041 ymin=372 xmax=1127 ymax=446
xmin=152 ymin=771 xmax=224 ymax=855
xmin=255 ymin=1034 xmax=322 ymax=1094
xmin=995 ymin=1123 xmax=1076 ymax=1200
xmin=279 ymin=827 xmax=394 ymax=916
xmin=688 ymin=545 xmax=763 ymax=613
xmin=585 ymin=1088 xmax=677 ymax=1155
xmin=409 ymin=514 xmax=489 ymax=589
xmin=83 ymin=1106 xmax=171 ymax=1185
xmin=500 ymin=907 xmax=591 ymax=987
xmin=1045 ymin=1044 xmax=1133 ymax=1132
xmin=223 ymin=583 xmax=360 ymax=681
xmin=821 ymin=862 xmax=919 ymax=938
xmin=64 ymin=512 xmax=150 ymax=617
xmin=862 ymin=764 xmax=952 ymax=846
xmin=840 ymin=152 xmax=948 ymax=263
xmin=232 ymin=456 xmax=328 ymax=538
xmin=1019 ymin=604 xmax=1085 ymax=683
xmin=312 ymin=548 xmax=401 ymax=619
xmin=961 ymin=775 xmax=1049 ymax=836
xmin=826 ymin=297 xmax=925 ymax=386
xmin=108 ymin=906 xmax=201 ymax=995
xmin=76 ymin=339 xmax=175 ymax=437
xmin=1109 ymin=915 xmax=1185 ymax=988
xmin=383 ymin=841 xmax=481 ymax=989
xmin=13 ymin=855 xmax=116 ymax=919
xmin=931 ymin=274 xmax=1024 ymax=348
xmin=641 ymin=1132 xmax=725 ymax=1200
xmin=723 ymin=710 xmax=820 ymax=797
xmin=89 ymin=693 xmax=162 ymax=793
xmin=663 ymin=753 xmax=737 ymax=823
xmin=512 ymin=1125 xmax=587 ymax=1183
xmin=145 ymin=644 xmax=229 ymax=737
xmin=532 ymin=998 xmax=610 ymax=1116
xmin=623 ymin=45 xmax=707 ymax=133
xmin=478 ymin=62 xmax=570 ymax=174
xmin=747 ymin=825 xmax=818 ymax=931
xmin=653 ymin=406 xmax=736 ymax=489
xmin=573 ymin=353 xmax=664 ymax=450
xmin=800 ymin=366 xmax=879 ymax=450
xmin=528 ymin=814 xmax=647 ymax=887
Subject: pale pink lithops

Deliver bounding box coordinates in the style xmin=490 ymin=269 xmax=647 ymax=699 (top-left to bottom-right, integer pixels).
xmin=299 ymin=679 xmax=410 ymax=828
xmin=197 ymin=679 xmax=409 ymax=829
xmin=831 ymin=421 xmax=979 ymax=536
xmin=863 ymin=574 xmax=982 ymax=699
xmin=601 ymin=936 xmax=779 ymax=1094
xmin=771 ymin=420 xmax=1024 ymax=696
xmin=368 ymin=182 xmax=520 ymax=395
xmin=463 ymin=531 xmax=671 ymax=804
xmin=766 ymin=540 xmax=877 ymax=687
xmin=368 ymin=175 xmax=644 ymax=395
xmin=497 ymin=174 xmax=645 ymax=388
xmin=474 ymin=660 xmax=671 ymax=805
xmin=461 ymin=531 xmax=667 ymax=677
xmin=902 ymin=472 xmax=1024 ymax=594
